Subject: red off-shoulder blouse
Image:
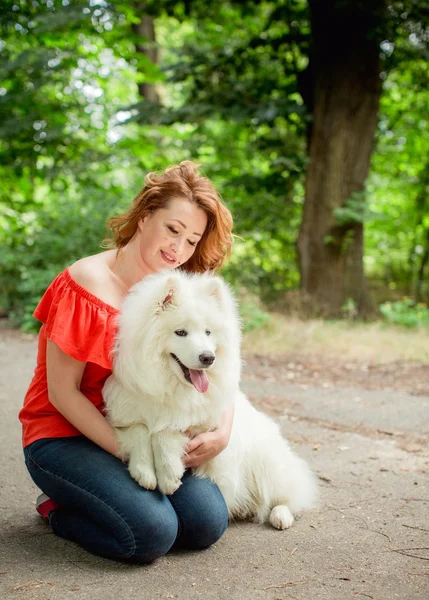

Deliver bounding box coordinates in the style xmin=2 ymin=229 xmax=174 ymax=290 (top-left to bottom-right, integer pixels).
xmin=19 ymin=268 xmax=119 ymax=448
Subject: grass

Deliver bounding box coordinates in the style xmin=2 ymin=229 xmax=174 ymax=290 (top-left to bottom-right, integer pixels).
xmin=242 ymin=314 xmax=429 ymax=363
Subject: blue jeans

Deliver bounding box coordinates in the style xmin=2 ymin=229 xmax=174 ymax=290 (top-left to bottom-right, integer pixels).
xmin=24 ymin=436 xmax=228 ymax=564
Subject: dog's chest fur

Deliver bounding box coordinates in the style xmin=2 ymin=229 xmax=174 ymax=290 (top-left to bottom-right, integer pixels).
xmin=104 ymin=373 xmax=225 ymax=434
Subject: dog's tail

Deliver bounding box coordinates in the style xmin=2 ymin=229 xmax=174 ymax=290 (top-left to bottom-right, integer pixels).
xmin=266 ymin=458 xmax=318 ymax=529
xmin=254 ymin=450 xmax=318 ymax=528
xmin=284 ymin=453 xmax=319 ymax=514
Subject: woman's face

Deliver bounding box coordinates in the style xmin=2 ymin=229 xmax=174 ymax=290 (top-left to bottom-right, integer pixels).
xmin=137 ymin=197 xmax=208 ymax=272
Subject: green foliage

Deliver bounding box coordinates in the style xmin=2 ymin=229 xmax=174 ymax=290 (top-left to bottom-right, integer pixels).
xmin=133 ymin=2 xmax=310 ymax=292
xmin=1 ymin=0 xmax=429 ymax=327
xmin=380 ymin=299 xmax=429 ymax=328
xmin=334 ymin=191 xmax=381 ymax=226
xmin=2 ymin=184 xmax=120 ymax=331
xmin=365 ymin=23 xmax=429 ymax=290
xmin=341 ymin=298 xmax=358 ymax=320
xmin=239 ymin=301 xmax=271 ymax=333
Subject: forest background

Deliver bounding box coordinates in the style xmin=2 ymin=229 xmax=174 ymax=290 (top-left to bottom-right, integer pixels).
xmin=1 ymin=0 xmax=428 ymax=337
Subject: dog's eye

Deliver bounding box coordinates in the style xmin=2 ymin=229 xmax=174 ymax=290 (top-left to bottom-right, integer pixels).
xmin=205 ymin=330 xmax=211 ymax=336
xmin=175 ymin=329 xmax=188 ymax=337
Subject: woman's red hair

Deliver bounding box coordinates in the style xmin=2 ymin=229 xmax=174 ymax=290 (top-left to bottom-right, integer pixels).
xmin=103 ymin=161 xmax=233 ymax=272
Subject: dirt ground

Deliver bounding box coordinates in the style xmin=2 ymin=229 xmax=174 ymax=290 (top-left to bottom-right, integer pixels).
xmin=1 ymin=328 xmax=428 ymax=600
xmin=243 ymin=353 xmax=429 ymax=397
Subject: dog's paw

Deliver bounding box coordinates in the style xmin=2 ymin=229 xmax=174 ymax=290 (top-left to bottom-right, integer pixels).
xmin=156 ymin=469 xmax=183 ymax=495
xmin=269 ymin=505 xmax=294 ymax=530
xmin=129 ymin=462 xmax=157 ymax=490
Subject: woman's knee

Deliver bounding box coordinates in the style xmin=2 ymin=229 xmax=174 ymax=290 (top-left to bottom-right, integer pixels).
xmin=128 ymin=505 xmax=179 ymax=563
xmin=191 ymin=499 xmax=229 ymax=549
xmin=173 ymin=477 xmax=229 ymax=550
xmin=48 ymin=499 xmax=179 ymax=565
xmin=188 ymin=514 xmax=228 ymax=550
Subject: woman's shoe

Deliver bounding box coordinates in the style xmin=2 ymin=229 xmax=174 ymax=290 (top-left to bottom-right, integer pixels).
xmin=35 ymin=493 xmax=59 ymax=520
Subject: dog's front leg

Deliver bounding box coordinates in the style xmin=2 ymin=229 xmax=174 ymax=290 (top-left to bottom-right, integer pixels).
xmin=116 ymin=424 xmax=157 ymax=490
xmin=152 ymin=430 xmax=188 ymax=495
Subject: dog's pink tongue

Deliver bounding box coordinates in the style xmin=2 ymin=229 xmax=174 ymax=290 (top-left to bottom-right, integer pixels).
xmin=189 ymin=369 xmax=209 ymax=393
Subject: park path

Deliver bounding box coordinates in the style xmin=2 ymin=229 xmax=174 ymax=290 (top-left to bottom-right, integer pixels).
xmin=0 ymin=328 xmax=428 ymax=600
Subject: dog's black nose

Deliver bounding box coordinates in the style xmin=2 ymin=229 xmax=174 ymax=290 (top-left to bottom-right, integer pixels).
xmin=199 ymin=352 xmax=215 ymax=366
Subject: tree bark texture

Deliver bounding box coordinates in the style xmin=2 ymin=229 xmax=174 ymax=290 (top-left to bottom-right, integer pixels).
xmin=410 ymin=166 xmax=429 ymax=301
xmin=132 ymin=5 xmax=159 ymax=102
xmin=297 ymin=0 xmax=386 ymax=316
xmin=416 ymin=227 xmax=429 ymax=302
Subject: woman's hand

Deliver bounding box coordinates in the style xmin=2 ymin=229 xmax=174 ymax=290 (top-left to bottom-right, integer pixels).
xmin=183 ymin=429 xmax=228 ymax=468
xmin=183 ymin=407 xmax=234 ymax=468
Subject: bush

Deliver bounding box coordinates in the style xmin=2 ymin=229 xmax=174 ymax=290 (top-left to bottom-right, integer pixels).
xmin=379 ymin=299 xmax=429 ymax=328
xmin=1 ymin=190 xmax=118 ymax=332
xmin=239 ymin=300 xmax=271 ymax=333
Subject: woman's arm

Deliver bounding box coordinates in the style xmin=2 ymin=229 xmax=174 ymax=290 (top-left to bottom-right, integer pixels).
xmin=46 ymin=340 xmax=122 ymax=458
xmin=183 ymin=406 xmax=234 ymax=468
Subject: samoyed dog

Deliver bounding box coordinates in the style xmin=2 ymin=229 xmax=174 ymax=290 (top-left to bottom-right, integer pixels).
xmin=103 ymin=271 xmax=317 ymax=529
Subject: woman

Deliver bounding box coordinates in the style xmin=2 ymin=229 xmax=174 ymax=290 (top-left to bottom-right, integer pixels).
xmin=19 ymin=161 xmax=234 ymax=564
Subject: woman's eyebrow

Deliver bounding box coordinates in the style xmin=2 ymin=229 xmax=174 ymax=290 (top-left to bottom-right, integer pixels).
xmin=171 ymin=219 xmax=202 ymax=237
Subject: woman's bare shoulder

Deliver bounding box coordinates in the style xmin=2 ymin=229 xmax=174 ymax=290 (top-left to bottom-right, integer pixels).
xmin=69 ymin=251 xmax=123 ymax=309
xmin=69 ymin=252 xmax=109 ymax=286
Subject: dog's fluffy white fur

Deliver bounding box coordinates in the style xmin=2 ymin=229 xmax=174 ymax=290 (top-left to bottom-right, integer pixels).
xmin=103 ymin=271 xmax=317 ymax=530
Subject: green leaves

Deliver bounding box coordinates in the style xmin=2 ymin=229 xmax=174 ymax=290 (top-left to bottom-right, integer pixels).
xmin=334 ymin=191 xmax=382 ymax=226
xmin=1 ymin=0 xmax=429 ymax=325
xmin=380 ymin=299 xmax=429 ymax=328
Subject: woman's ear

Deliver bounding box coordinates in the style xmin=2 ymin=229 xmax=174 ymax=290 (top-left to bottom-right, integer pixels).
xmin=138 ymin=212 xmax=152 ymax=231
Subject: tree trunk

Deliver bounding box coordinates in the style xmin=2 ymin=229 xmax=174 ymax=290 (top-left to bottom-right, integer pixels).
xmin=416 ymin=227 xmax=429 ymax=303
xmin=132 ymin=4 xmax=159 ymax=102
xmin=297 ymin=0 xmax=386 ymax=316
xmin=408 ymin=165 xmax=429 ymax=300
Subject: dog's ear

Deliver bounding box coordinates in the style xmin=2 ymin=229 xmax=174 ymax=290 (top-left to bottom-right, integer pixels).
xmin=205 ymin=275 xmax=240 ymax=326
xmin=205 ymin=277 xmax=224 ymax=305
xmin=162 ymin=287 xmax=175 ymax=308
xmin=157 ymin=275 xmax=179 ymax=312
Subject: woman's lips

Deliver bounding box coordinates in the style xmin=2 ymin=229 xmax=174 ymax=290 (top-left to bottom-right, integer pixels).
xmin=161 ymin=250 xmax=177 ymax=265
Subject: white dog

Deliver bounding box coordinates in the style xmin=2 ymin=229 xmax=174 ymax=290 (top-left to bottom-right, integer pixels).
xmin=103 ymin=271 xmax=317 ymax=530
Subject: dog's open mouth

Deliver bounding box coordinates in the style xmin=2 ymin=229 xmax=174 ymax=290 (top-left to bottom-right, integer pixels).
xmin=171 ymin=354 xmax=209 ymax=393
